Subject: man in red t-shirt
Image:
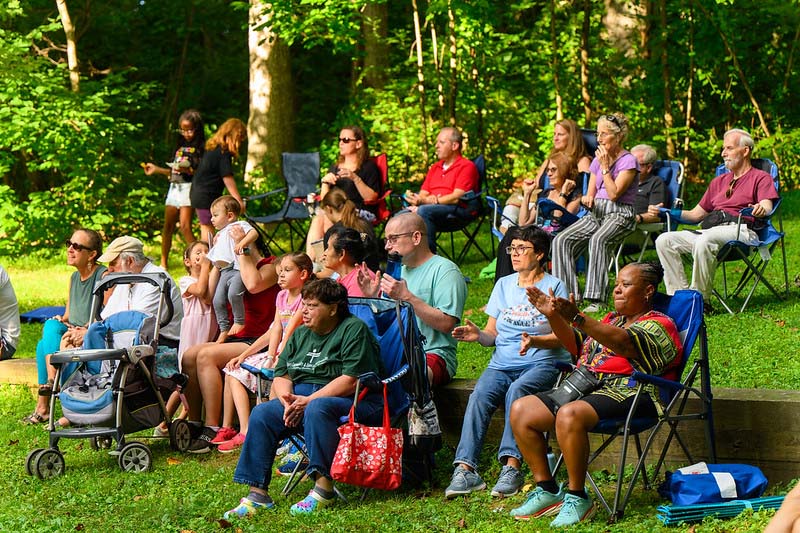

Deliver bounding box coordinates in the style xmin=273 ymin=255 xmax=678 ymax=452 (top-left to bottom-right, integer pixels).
xmin=651 ymin=129 xmax=778 ymax=303
xmin=404 ymin=127 xmax=479 ymax=254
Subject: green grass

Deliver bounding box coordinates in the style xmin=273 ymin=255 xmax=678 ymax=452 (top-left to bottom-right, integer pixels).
xmin=2 ymin=192 xmax=799 ymax=531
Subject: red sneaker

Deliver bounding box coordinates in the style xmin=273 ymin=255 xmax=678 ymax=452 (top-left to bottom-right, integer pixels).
xmin=210 ymin=427 xmax=237 ymax=445
xmin=218 ymin=432 xmax=246 ymax=453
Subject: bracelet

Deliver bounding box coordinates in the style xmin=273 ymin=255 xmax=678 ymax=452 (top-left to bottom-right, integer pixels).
xmin=559 ymin=192 xmax=568 ymax=199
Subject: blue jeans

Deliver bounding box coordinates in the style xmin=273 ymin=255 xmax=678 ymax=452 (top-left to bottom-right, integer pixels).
xmin=453 ymin=364 xmax=560 ymax=469
xmin=414 ymin=204 xmax=474 ymax=254
xmin=233 ymin=382 xmax=384 ymax=490
xmin=35 ymin=319 xmax=68 ymax=384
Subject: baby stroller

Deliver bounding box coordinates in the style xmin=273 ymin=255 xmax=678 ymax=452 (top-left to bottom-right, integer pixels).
xmin=25 ymin=273 xmax=192 ymax=479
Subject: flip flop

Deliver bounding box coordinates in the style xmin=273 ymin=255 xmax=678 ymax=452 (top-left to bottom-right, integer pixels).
xmin=21 ymin=412 xmax=48 ymax=425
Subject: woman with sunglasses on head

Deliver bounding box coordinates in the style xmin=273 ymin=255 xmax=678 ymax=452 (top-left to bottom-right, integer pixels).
xmin=551 ymin=112 xmax=639 ymax=313
xmin=24 ymin=229 xmax=107 ymax=424
xmin=306 ymin=126 xmax=382 ymax=262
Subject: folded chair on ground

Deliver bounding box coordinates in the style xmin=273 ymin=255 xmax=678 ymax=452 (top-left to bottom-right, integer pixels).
xmin=553 ymin=289 xmax=715 ymax=523
xmin=245 ymin=152 xmax=320 ymax=254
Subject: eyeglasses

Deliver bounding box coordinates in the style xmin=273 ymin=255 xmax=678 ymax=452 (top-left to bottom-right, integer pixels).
xmin=175 ymin=129 xmax=195 ymax=134
xmin=505 ymin=245 xmax=534 ymax=255
xmin=385 ymin=232 xmax=415 ymax=244
xmin=65 ymin=240 xmax=91 ymax=252
xmin=595 ymin=130 xmax=616 ymax=138
xmin=725 ymin=177 xmax=740 ymax=198
xmin=339 ymin=137 xmax=360 ymax=144
xmin=546 ymin=166 xmax=558 ymax=174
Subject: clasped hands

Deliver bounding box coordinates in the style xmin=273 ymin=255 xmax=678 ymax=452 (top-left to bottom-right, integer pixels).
xmin=281 ymin=392 xmax=309 ymax=427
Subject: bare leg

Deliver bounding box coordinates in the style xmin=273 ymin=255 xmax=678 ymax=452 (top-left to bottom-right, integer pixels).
xmin=229 ymin=378 xmax=252 ymax=434
xmin=200 ymin=224 xmax=214 ymax=247
xmin=554 ymin=400 xmax=599 ymax=491
xmin=197 ymin=342 xmax=249 ymax=427
xmin=180 ymin=343 xmax=203 ymax=421
xmin=162 ymin=205 xmax=179 ymax=269
xmin=178 ymin=206 xmax=195 ymax=245
xmin=221 ymin=374 xmax=237 ymax=428
xmin=509 ymin=395 xmax=556 ymax=482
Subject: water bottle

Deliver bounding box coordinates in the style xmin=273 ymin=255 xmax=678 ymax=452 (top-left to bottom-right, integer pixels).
xmin=385 ymin=252 xmax=402 ymax=280
xmin=306 ymin=192 xmax=317 ymax=216
xmin=547 ymin=451 xmax=558 ymax=474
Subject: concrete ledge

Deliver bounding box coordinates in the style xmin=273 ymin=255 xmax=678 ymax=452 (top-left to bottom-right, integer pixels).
xmin=435 ymin=378 xmax=800 ymax=484
xmin=0 ymin=358 xmax=38 ymax=387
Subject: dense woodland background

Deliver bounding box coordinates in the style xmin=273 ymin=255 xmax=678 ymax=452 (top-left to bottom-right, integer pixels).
xmin=1 ymin=0 xmax=798 ymax=255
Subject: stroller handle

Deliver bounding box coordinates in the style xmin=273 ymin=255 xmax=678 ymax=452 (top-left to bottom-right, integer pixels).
xmin=91 ymin=272 xmax=175 ymax=328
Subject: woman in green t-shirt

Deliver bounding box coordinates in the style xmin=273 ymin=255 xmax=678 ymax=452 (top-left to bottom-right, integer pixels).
xmin=224 ymin=278 xmax=385 ymax=519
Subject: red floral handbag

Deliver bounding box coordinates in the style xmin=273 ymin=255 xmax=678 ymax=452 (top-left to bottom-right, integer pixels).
xmin=330 ymin=383 xmax=403 ymax=490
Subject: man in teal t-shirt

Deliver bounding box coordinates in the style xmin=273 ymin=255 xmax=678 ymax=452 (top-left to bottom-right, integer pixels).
xmin=359 ymin=212 xmax=466 ymax=386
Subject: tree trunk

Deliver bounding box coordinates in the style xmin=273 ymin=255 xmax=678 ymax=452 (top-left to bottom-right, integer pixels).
xmin=246 ymin=0 xmax=294 ymax=184
xmin=412 ymin=0 xmax=429 ymax=164
xmin=580 ymin=0 xmax=591 ymax=126
xmin=447 ymin=1 xmax=457 ymax=126
xmin=362 ymin=1 xmax=388 ymax=89
xmin=551 ymin=0 xmax=562 ymax=120
xmin=431 ymin=26 xmax=445 ymax=117
xmin=682 ymin=3 xmax=695 ymax=175
xmin=164 ymin=1 xmax=196 ymax=146
xmin=659 ymin=0 xmax=676 ymax=158
xmin=56 ymin=0 xmax=79 ymax=92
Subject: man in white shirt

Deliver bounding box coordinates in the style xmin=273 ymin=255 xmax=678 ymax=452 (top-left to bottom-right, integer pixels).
xmin=0 ymin=264 xmax=20 ymax=360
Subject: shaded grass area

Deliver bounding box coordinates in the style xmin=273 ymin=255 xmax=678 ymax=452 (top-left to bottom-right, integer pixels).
xmin=1 ymin=384 xmax=779 ymax=532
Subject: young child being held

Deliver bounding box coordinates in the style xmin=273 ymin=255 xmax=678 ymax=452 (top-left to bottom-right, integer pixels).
xmin=155 ymin=241 xmax=217 ymax=436
xmin=207 ymin=195 xmax=258 ymax=343
xmin=212 ymin=252 xmax=314 ymax=452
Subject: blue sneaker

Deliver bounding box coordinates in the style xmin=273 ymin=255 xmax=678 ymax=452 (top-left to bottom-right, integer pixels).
xmin=510 ymin=485 xmax=565 ymax=520
xmin=223 ymin=497 xmax=274 ymax=519
xmin=550 ymin=493 xmax=595 ymax=527
xmin=444 ymin=467 xmax=486 ymax=498
xmin=289 ymin=489 xmax=334 ymax=515
xmin=490 ymin=465 xmax=525 ymax=497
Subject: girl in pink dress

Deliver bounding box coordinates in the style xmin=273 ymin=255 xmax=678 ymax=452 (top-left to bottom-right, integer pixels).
xmin=213 ymin=252 xmax=314 ymax=452
xmin=178 ymin=241 xmax=217 ymax=363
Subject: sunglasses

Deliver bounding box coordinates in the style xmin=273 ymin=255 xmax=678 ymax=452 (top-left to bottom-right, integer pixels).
xmin=339 ymin=137 xmax=360 ymax=144
xmin=602 ymin=114 xmax=621 ymax=126
xmin=65 ymin=240 xmax=91 ymax=252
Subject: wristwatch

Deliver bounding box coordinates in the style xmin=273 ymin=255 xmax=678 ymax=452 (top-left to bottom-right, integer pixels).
xmin=571 ymin=312 xmax=586 ymax=327
xmin=601 ymin=168 xmax=610 ymax=175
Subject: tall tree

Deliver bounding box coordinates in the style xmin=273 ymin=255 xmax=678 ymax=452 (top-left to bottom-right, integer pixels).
xmin=55 ymin=0 xmax=79 ymax=92
xmin=362 ymin=1 xmax=388 ymax=89
xmin=246 ymin=0 xmax=294 ymax=183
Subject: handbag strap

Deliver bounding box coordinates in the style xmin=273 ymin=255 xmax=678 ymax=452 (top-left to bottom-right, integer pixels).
xmin=347 ymin=382 xmax=391 ymax=430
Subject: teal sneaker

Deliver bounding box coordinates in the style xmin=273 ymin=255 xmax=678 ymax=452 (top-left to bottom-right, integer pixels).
xmin=550 ymin=493 xmax=596 ymax=527
xmin=444 ymin=467 xmax=487 ymax=498
xmin=223 ymin=497 xmax=274 ymax=520
xmin=510 ymin=485 xmax=565 ymax=520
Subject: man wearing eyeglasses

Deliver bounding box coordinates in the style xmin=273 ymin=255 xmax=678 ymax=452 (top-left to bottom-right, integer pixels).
xmin=650 ymin=129 xmax=778 ymax=304
xmin=0 ymin=265 xmax=20 ymax=361
xmin=357 ymin=212 xmax=467 ymax=387
xmin=403 ymin=127 xmax=479 ymax=254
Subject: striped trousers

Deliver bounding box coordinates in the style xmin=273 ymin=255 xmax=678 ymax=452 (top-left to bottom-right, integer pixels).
xmin=551 ymin=198 xmax=635 ymax=302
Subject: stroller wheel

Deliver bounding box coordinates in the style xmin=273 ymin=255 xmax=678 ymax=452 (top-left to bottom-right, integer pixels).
xmin=118 ymin=442 xmax=152 ymax=473
xmin=169 ymin=419 xmax=192 ymax=452
xmin=25 ymin=448 xmax=45 ymax=476
xmin=34 ymin=449 xmax=65 ymax=480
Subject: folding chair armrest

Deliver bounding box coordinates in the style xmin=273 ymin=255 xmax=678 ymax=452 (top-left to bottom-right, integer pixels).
xmin=358 ymin=364 xmax=409 ymax=391
xmin=630 ymin=370 xmax=682 ymax=393
xmin=391 ymin=192 xmax=409 ymax=208
xmin=240 ymin=362 xmax=275 ymax=380
xmin=244 ymin=188 xmax=287 ymax=202
xmin=658 ymin=207 xmax=691 ymax=228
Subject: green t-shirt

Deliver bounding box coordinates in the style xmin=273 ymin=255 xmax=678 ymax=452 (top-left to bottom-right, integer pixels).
xmin=68 ymin=266 xmax=107 ymax=327
xmin=274 ymin=315 xmax=383 ymax=385
xmin=403 ymin=254 xmax=467 ymax=379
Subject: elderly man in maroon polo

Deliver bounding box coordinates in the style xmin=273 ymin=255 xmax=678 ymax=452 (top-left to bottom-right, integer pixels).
xmin=651 ymin=128 xmax=778 ymax=306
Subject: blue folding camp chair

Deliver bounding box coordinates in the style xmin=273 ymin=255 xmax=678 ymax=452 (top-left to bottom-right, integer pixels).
xmin=245 ymin=152 xmax=320 ymax=253
xmin=553 ymin=289 xmax=715 ymax=522
xmin=612 ymin=160 xmax=685 ymax=273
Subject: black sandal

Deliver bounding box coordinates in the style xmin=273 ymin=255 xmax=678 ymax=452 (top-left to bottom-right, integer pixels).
xmin=22 ymin=412 xmax=48 ymax=425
